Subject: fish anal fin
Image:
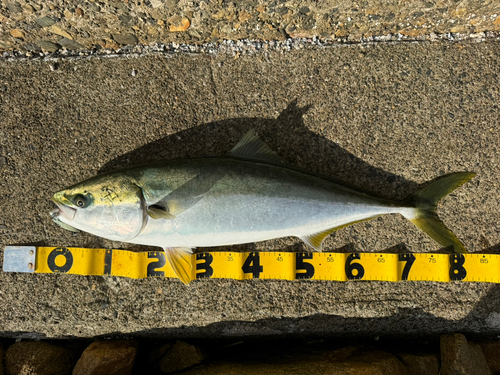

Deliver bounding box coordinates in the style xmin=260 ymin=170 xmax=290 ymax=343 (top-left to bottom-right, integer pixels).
xmin=299 ymin=228 xmax=337 ymax=252
xmin=229 ymin=129 xmax=283 ymax=165
xmin=299 ymin=217 xmax=382 ymax=251
xmin=164 ymin=247 xmax=194 ymax=285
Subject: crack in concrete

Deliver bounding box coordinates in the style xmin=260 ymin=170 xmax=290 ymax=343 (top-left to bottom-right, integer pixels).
xmin=1 ymin=32 xmax=499 ymax=63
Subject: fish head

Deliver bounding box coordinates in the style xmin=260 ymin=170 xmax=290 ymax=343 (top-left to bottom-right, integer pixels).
xmin=51 ymin=173 xmax=147 ymax=242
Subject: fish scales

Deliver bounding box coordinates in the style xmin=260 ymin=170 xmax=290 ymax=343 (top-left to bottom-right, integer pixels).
xmin=127 ymin=157 xmax=404 ymax=248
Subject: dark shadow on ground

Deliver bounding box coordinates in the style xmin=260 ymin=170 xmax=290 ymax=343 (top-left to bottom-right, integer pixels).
xmin=99 ymin=99 xmax=418 ymax=201
xmin=96 ymin=99 xmax=479 ymax=255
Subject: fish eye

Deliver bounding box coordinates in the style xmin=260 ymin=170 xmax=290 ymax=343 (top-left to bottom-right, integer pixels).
xmin=73 ymin=194 xmax=87 ymax=208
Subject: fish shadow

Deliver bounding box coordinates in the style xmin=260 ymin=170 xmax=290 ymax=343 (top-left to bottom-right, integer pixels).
xmin=99 ymin=99 xmax=418 ymax=202
xmin=98 ymin=99 xmax=476 ymax=255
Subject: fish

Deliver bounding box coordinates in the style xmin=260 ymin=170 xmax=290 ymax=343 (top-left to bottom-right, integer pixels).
xmin=51 ymin=130 xmax=475 ymax=284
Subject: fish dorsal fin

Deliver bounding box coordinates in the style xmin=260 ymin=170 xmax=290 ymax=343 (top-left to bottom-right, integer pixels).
xmin=229 ymin=129 xmax=283 ymax=164
xmin=299 ymin=228 xmax=338 ymax=252
xmin=164 ymin=247 xmax=194 ymax=285
xmin=147 ymin=173 xmax=220 ymax=220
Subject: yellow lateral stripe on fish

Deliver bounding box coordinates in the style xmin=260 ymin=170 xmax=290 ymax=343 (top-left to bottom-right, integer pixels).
xmin=50 ymin=130 xmax=475 ymax=285
xmin=28 ymin=247 xmax=500 ymax=283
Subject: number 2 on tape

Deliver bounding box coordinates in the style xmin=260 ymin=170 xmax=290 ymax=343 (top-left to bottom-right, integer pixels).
xmin=147 ymin=252 xmax=166 ymax=277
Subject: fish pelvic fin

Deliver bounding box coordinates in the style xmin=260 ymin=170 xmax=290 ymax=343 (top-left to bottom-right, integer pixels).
xmin=405 ymin=172 xmax=475 ymax=253
xmin=164 ymin=247 xmax=194 ymax=285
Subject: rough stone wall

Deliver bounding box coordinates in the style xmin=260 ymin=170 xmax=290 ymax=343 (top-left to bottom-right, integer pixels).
xmin=1 ymin=0 xmax=500 ymax=52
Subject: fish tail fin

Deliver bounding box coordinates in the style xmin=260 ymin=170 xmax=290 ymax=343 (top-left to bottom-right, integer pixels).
xmin=164 ymin=247 xmax=194 ymax=285
xmin=403 ymin=172 xmax=475 ymax=253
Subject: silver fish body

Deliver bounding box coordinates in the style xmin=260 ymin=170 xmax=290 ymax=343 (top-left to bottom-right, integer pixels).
xmin=126 ymin=157 xmax=412 ymax=248
xmin=51 ymin=130 xmax=475 ymax=284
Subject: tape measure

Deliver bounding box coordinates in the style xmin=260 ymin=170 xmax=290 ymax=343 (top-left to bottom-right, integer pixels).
xmin=3 ymin=246 xmax=499 ymax=283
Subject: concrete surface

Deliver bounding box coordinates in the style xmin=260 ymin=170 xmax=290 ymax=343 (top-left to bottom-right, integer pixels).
xmin=0 ymin=39 xmax=499 ymax=339
xmin=1 ymin=0 xmax=500 ymax=53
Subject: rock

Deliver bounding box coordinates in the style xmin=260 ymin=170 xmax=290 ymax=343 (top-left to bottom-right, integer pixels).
xmin=169 ymin=16 xmax=190 ymax=32
xmin=112 ymin=34 xmax=139 ymax=45
xmin=440 ymin=334 xmax=491 ymax=375
xmin=23 ymin=43 xmax=41 ymax=52
xmin=36 ymin=16 xmax=56 ymax=27
xmin=181 ymin=346 xmax=407 ymax=374
xmin=398 ymin=353 xmax=439 ymax=375
xmin=118 ymin=14 xmax=135 ymax=25
xmin=299 ymin=6 xmax=310 ymax=14
xmin=35 ymin=40 xmax=60 ymax=52
xmin=9 ymin=29 xmax=24 ymax=39
xmin=6 ymin=2 xmax=22 ymax=13
xmin=327 ymin=348 xmax=409 ymax=375
xmin=479 ymin=341 xmax=500 ymax=374
xmin=0 ymin=343 xmax=3 ymax=375
xmin=5 ymin=341 xmax=76 ymax=375
xmin=166 ymin=0 xmax=179 ymax=8
xmin=73 ymin=340 xmax=138 ymax=375
xmin=50 ymin=26 xmax=72 ymax=40
xmin=159 ymin=341 xmax=205 ymax=373
xmin=22 ymin=4 xmax=34 ymax=13
xmin=59 ymin=37 xmax=84 ymax=50
xmin=0 ymin=40 xmax=12 ymax=49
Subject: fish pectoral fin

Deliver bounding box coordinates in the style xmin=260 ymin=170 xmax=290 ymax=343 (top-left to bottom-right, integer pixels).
xmin=229 ymin=129 xmax=283 ymax=165
xmin=164 ymin=247 xmax=194 ymax=285
xmin=154 ymin=173 xmax=220 ymax=218
xmin=147 ymin=205 xmax=176 ymax=220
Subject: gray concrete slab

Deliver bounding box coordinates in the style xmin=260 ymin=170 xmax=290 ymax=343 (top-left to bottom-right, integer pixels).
xmin=0 ymin=39 xmax=499 ymax=339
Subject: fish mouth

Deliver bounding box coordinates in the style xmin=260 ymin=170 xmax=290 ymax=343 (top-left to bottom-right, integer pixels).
xmin=51 ymin=196 xmax=77 ymax=220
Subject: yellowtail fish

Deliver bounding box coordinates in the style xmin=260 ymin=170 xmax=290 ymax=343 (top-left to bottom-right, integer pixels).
xmin=51 ymin=130 xmax=475 ymax=284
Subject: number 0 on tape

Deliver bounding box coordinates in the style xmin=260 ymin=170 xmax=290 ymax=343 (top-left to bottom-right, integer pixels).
xmin=3 ymin=246 xmax=499 ymax=283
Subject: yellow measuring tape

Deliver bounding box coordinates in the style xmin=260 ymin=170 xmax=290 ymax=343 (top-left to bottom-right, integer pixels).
xmin=3 ymin=246 xmax=499 ymax=283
